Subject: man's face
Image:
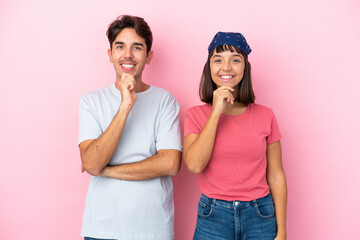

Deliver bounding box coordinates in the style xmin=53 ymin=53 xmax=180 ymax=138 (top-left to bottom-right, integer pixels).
xmin=108 ymin=28 xmax=153 ymax=82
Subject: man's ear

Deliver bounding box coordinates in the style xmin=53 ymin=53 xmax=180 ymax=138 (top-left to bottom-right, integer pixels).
xmin=146 ymin=50 xmax=154 ymax=64
xmin=108 ymin=48 xmax=113 ymax=63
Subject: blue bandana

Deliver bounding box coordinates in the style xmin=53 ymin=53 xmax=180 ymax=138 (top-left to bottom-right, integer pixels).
xmin=208 ymin=31 xmax=252 ymax=56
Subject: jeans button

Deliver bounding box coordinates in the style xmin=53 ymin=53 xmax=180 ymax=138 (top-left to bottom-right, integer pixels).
xmin=235 ymin=201 xmax=239 ymax=206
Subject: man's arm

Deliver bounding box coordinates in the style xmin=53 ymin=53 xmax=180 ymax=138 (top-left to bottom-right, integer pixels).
xmin=79 ymin=73 xmax=136 ymax=176
xmin=99 ymin=91 xmax=183 ymax=180
xmin=99 ymin=149 xmax=182 ymax=180
xmin=98 ymin=89 xmax=182 ymax=181
xmin=79 ymin=104 xmax=132 ymax=176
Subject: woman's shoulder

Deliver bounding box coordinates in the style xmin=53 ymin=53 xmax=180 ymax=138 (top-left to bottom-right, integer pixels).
xmin=185 ymin=103 xmax=212 ymax=119
xmin=187 ymin=103 xmax=211 ymax=112
xmin=250 ymin=103 xmax=275 ymax=115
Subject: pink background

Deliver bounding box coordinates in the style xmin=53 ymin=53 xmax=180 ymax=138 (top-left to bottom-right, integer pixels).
xmin=1 ymin=0 xmax=360 ymax=239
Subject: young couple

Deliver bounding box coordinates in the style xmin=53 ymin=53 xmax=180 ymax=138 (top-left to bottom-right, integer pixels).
xmin=78 ymin=15 xmax=287 ymax=240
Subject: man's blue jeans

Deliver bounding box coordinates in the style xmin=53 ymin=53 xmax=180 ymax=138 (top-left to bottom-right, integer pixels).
xmin=193 ymin=193 xmax=277 ymax=240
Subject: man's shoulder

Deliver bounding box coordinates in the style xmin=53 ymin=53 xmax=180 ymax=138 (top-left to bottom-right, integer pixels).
xmin=146 ymin=86 xmax=177 ymax=102
xmin=80 ymin=84 xmax=114 ymax=101
xmin=149 ymin=85 xmax=171 ymax=95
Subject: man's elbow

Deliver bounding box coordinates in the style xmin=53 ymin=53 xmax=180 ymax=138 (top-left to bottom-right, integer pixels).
xmin=167 ymin=153 xmax=182 ymax=176
xmin=83 ymin=161 xmax=102 ymax=176
xmin=168 ymin=162 xmax=181 ymax=176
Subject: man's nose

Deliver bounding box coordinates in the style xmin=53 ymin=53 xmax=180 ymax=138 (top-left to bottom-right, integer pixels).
xmin=124 ymin=48 xmax=133 ymax=58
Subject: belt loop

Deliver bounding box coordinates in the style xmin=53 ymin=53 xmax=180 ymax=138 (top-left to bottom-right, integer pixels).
xmin=211 ymin=198 xmax=216 ymax=208
xmin=252 ymin=198 xmax=258 ymax=207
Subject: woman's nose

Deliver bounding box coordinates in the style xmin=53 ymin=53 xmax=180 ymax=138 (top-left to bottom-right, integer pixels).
xmin=222 ymin=61 xmax=231 ymax=71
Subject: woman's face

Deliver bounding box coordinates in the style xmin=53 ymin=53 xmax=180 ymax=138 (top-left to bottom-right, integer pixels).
xmin=210 ymin=49 xmax=245 ymax=88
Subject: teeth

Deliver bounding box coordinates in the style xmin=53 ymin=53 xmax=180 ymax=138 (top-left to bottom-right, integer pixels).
xmin=221 ymin=75 xmax=233 ymax=79
xmin=122 ymin=64 xmax=135 ymax=68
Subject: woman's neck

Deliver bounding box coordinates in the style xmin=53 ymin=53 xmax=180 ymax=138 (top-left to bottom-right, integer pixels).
xmin=222 ymin=102 xmax=248 ymax=115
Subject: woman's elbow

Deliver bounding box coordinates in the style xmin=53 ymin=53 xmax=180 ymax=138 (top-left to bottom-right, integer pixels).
xmin=267 ymin=172 xmax=287 ymax=187
xmin=188 ymin=166 xmax=203 ymax=174
xmin=184 ymin=158 xmax=204 ymax=174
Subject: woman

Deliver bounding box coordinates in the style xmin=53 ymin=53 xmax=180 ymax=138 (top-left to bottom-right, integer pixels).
xmin=183 ymin=32 xmax=287 ymax=240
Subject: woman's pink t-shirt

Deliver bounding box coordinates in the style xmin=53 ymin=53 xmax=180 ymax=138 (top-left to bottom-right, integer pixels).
xmin=184 ymin=103 xmax=282 ymax=201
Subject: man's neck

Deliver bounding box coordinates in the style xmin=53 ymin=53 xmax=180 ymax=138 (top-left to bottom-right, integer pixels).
xmin=134 ymin=80 xmax=150 ymax=93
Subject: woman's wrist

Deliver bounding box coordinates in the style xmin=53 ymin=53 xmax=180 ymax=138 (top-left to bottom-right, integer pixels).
xmin=210 ymin=108 xmax=222 ymax=119
xmin=276 ymin=229 xmax=287 ymax=238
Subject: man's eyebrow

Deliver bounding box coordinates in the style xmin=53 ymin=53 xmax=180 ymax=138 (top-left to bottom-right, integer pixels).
xmin=114 ymin=41 xmax=144 ymax=47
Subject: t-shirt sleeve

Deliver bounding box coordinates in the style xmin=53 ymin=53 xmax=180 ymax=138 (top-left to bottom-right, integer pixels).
xmin=184 ymin=107 xmax=201 ymax=137
xmin=266 ymin=110 xmax=282 ymax=144
xmin=155 ymin=93 xmax=182 ymax=151
xmin=78 ymin=95 xmax=103 ymax=145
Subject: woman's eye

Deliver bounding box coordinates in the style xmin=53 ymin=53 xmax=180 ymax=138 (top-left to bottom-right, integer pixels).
xmin=233 ymin=59 xmax=240 ymax=63
xmin=214 ymin=59 xmax=221 ymax=63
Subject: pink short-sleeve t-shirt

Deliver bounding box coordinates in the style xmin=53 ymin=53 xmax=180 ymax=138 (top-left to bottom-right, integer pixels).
xmin=184 ymin=103 xmax=282 ymax=201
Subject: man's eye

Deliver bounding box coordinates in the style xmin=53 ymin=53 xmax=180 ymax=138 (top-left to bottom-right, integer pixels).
xmin=116 ymin=45 xmax=123 ymax=49
xmin=134 ymin=47 xmax=142 ymax=50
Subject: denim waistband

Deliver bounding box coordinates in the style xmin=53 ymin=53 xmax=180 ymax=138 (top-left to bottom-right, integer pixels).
xmin=200 ymin=193 xmax=272 ymax=208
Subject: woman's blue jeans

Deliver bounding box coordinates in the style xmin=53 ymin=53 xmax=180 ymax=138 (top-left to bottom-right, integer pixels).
xmin=193 ymin=193 xmax=277 ymax=240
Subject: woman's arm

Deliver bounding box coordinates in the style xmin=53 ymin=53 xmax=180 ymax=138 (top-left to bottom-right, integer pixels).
xmin=183 ymin=86 xmax=234 ymax=174
xmin=266 ymin=141 xmax=287 ymax=240
xmin=183 ymin=113 xmax=220 ymax=174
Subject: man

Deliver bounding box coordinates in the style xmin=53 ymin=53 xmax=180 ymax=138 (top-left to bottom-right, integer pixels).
xmin=78 ymin=15 xmax=182 ymax=240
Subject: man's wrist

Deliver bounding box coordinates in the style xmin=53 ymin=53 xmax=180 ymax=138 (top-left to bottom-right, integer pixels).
xmin=118 ymin=103 xmax=132 ymax=115
xmin=99 ymin=166 xmax=109 ymax=177
xmin=100 ymin=165 xmax=122 ymax=179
